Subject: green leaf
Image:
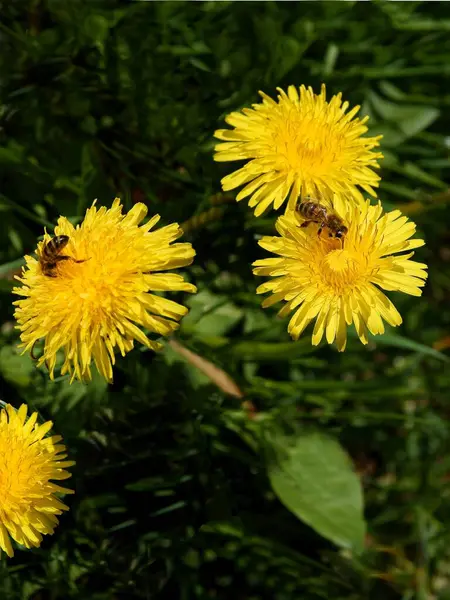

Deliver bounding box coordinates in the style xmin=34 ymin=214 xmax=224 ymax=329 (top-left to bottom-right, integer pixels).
xmin=366 ymin=330 xmax=449 ymax=362
xmin=0 ymin=279 xmax=15 ymax=293
xmin=399 ymin=161 xmax=447 ymax=189
xmin=379 ymin=81 xmax=407 ymax=101
xmin=266 ymin=430 xmax=366 ymax=552
xmin=368 ymin=91 xmax=440 ymax=138
xmin=0 ymin=144 xmax=24 ymax=164
xmin=368 ymin=124 xmax=408 ymax=148
xmin=182 ymin=290 xmax=243 ymax=336
xmin=230 ymin=339 xmax=317 ymax=360
xmin=83 ymin=15 xmax=110 ymax=45
xmin=0 ymin=345 xmax=35 ymax=388
xmin=398 ymin=106 xmax=440 ymax=138
xmin=380 ymin=181 xmax=418 ymax=200
xmin=323 ymin=42 xmax=339 ymax=76
xmin=275 ymin=36 xmax=306 ymax=79
xmin=189 ymin=57 xmax=211 ymax=72
xmin=163 ymin=343 xmax=211 ymax=388
xmin=126 ymin=475 xmax=191 ymax=492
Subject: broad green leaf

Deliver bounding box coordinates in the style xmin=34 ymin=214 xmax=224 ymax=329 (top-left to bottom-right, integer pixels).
xmin=0 ymin=345 xmax=35 ymax=388
xmin=182 ymin=290 xmax=243 ymax=336
xmin=368 ymin=90 xmax=410 ymax=122
xmin=266 ymin=430 xmax=365 ymax=552
xmin=368 ymin=124 xmax=407 ymax=148
xmin=398 ymin=106 xmax=440 ymax=138
xmin=368 ymin=91 xmax=440 ymax=138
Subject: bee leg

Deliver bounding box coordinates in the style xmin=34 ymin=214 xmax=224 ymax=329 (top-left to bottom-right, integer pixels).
xmin=318 ymin=221 xmax=328 ymax=237
xmin=57 ymin=255 xmax=90 ymax=265
xmin=72 ymin=258 xmax=89 ymax=264
xmin=63 ymin=256 xmax=90 ymax=265
xmin=300 ymin=221 xmax=312 ymax=229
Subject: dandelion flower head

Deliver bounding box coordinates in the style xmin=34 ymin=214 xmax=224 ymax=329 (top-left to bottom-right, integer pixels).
xmin=253 ymin=196 xmax=427 ymax=350
xmin=13 ymin=199 xmax=197 ymax=383
xmin=0 ymin=403 xmax=74 ymax=557
xmin=214 ymin=84 xmax=383 ymax=216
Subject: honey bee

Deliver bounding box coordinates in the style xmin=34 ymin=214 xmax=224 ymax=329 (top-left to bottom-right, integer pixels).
xmin=39 ymin=235 xmax=86 ymax=277
xmin=296 ymin=198 xmax=348 ymax=241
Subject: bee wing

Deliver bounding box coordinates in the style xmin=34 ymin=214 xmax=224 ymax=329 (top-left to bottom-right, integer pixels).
xmin=328 ymin=195 xmax=349 ymax=223
xmin=300 ymin=194 xmax=334 ymax=211
xmin=320 ymin=195 xmax=335 ymax=212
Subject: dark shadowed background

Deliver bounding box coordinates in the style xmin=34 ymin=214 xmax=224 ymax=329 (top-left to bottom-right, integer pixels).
xmin=1 ymin=2 xmax=450 ymax=599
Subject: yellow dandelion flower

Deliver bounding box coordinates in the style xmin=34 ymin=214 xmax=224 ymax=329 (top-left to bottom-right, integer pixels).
xmin=252 ymin=197 xmax=427 ymax=351
xmin=13 ymin=198 xmax=197 ymax=383
xmin=0 ymin=403 xmax=74 ymax=557
xmin=214 ymin=84 xmax=383 ymax=216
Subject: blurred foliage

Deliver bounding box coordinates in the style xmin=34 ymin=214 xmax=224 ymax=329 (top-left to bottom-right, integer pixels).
xmin=2 ymin=1 xmax=450 ymax=598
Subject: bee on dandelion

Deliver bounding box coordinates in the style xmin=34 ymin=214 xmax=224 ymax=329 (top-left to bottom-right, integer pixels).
xmin=13 ymin=198 xmax=197 ymax=383
xmin=296 ymin=197 xmax=348 ymax=243
xmin=214 ymin=84 xmax=383 ymax=216
xmin=0 ymin=403 xmax=74 ymax=557
xmin=253 ymin=196 xmax=427 ymax=351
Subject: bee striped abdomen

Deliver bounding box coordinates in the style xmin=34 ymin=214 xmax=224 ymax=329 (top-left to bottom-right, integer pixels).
xmin=39 ymin=235 xmax=87 ymax=277
xmin=298 ymin=201 xmax=327 ymax=222
xmin=41 ymin=235 xmax=69 ymax=258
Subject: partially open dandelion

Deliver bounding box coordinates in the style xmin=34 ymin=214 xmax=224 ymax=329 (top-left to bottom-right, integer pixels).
xmin=214 ymin=84 xmax=383 ymax=216
xmin=13 ymin=198 xmax=197 ymax=383
xmin=0 ymin=403 xmax=74 ymax=557
xmin=252 ymin=197 xmax=427 ymax=350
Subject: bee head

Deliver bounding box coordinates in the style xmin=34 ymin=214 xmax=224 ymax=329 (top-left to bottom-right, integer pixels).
xmin=53 ymin=235 xmax=70 ymax=250
xmin=335 ymin=226 xmax=348 ymax=239
xmin=329 ymin=225 xmax=348 ymax=239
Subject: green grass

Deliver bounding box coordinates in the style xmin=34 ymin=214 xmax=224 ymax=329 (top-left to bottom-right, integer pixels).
xmin=2 ymin=1 xmax=450 ymax=598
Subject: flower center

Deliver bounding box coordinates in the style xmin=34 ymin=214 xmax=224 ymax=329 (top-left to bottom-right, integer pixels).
xmin=273 ymin=112 xmax=346 ymax=175
xmin=319 ymin=249 xmax=365 ymax=294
